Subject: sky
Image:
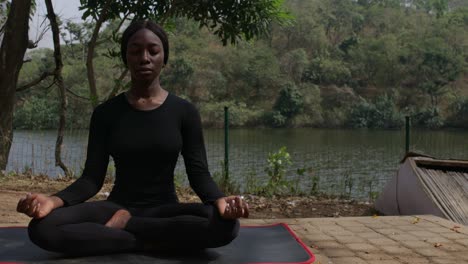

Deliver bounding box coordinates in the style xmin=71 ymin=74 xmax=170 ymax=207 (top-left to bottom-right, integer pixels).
xmin=29 ymin=0 xmax=83 ymax=49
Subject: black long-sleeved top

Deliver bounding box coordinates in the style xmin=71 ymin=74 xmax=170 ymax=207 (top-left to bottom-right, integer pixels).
xmin=54 ymin=92 xmax=224 ymax=207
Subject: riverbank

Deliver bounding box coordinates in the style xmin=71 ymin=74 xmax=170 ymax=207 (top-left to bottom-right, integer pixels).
xmin=9 ymin=128 xmax=468 ymax=201
xmin=0 ymin=173 xmax=375 ymax=224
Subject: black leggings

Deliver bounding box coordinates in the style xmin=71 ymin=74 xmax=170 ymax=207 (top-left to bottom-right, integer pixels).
xmin=28 ymin=201 xmax=239 ymax=256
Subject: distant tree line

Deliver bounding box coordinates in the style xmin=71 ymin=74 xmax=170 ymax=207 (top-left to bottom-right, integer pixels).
xmin=13 ymin=0 xmax=468 ymax=130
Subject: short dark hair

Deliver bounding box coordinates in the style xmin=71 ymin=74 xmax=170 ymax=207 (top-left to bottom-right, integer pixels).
xmin=121 ymin=20 xmax=169 ymax=66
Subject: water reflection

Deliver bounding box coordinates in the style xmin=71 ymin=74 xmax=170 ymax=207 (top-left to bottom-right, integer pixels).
xmin=7 ymin=128 xmax=468 ymax=199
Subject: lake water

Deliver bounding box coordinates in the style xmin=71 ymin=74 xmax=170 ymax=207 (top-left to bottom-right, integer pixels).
xmin=6 ymin=128 xmax=468 ymax=200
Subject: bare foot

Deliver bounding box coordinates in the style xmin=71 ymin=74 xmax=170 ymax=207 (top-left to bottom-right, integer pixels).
xmin=105 ymin=209 xmax=131 ymax=229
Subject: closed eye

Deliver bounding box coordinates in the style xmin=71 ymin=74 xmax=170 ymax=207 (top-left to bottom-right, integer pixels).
xmin=150 ymin=49 xmax=160 ymax=56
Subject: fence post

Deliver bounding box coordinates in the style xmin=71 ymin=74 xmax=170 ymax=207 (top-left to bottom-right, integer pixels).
xmin=31 ymin=144 xmax=35 ymax=175
xmin=405 ymin=116 xmax=410 ymax=154
xmin=224 ymin=106 xmax=229 ymax=182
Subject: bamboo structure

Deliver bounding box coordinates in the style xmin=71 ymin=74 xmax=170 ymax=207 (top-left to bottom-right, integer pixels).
xmin=375 ymin=155 xmax=468 ymax=225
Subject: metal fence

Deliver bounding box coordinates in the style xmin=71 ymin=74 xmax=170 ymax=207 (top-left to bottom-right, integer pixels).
xmin=6 ymin=125 xmax=468 ymax=200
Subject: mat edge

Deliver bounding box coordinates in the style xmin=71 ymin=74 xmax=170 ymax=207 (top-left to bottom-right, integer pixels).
xmin=242 ymin=223 xmax=316 ymax=264
xmin=1 ymin=224 xmax=316 ymax=264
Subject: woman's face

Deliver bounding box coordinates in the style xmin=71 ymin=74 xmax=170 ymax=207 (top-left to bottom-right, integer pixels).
xmin=126 ymin=28 xmax=165 ymax=82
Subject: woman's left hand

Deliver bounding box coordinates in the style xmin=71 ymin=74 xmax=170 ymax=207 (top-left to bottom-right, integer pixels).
xmin=215 ymin=196 xmax=249 ymax=219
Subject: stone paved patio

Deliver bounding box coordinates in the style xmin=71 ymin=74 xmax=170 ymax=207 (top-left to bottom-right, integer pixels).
xmin=241 ymin=215 xmax=468 ymax=264
xmin=2 ymin=215 xmax=467 ymax=263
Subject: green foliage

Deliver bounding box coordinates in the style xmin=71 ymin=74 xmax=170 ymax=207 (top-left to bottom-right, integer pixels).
xmin=13 ymin=0 xmax=468 ymax=129
xmin=161 ymin=57 xmax=194 ymax=95
xmin=271 ymin=82 xmax=304 ymax=122
xmin=218 ymin=41 xmax=282 ymax=103
xmin=447 ymin=6 xmax=468 ymax=26
xmin=264 ymin=111 xmax=287 ymax=128
xmin=60 ymin=21 xmax=94 ymax=61
xmin=173 ymin=172 xmax=186 ymax=189
xmin=199 ymin=101 xmax=263 ymax=127
xmin=357 ymin=174 xmax=379 ymax=201
xmin=259 ymin=146 xmax=297 ymax=196
xmin=265 ymin=146 xmax=292 ymax=183
xmin=322 ymin=108 xmax=348 ymax=128
xmin=310 ymin=171 xmax=320 ymax=195
xmin=347 ymin=95 xmax=404 ymax=128
xmin=212 ymin=161 xmax=240 ymax=195
xmin=415 ymin=0 xmax=449 ymax=18
xmin=348 ymin=100 xmax=373 ymax=128
xmin=413 ymin=107 xmax=444 ymax=128
xmin=80 ymin=0 xmax=290 ymax=45
xmin=446 ymin=97 xmax=468 ymax=128
xmin=290 ymin=83 xmax=323 ymax=127
xmin=0 ymin=0 xmax=7 ymax=25
xmin=347 ymin=35 xmax=402 ymax=88
xmin=242 ymin=168 xmax=264 ymax=194
xmin=341 ymin=172 xmax=354 ymax=199
xmin=280 ymin=48 xmax=309 ymax=83
xmin=304 ymin=57 xmax=351 ymax=86
xmin=221 ymin=163 xmax=241 ymax=195
xmin=416 ymin=37 xmax=464 ymax=108
xmin=14 ymin=96 xmax=59 ymax=130
xmin=264 ymin=82 xmax=304 ymax=127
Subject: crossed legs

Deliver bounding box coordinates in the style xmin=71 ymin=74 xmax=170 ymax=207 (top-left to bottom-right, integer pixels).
xmin=28 ymin=201 xmax=239 ymax=256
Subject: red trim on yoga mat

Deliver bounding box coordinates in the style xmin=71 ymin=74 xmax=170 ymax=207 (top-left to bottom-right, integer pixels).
xmin=241 ymin=223 xmax=315 ymax=264
xmin=1 ymin=224 xmax=315 ymax=264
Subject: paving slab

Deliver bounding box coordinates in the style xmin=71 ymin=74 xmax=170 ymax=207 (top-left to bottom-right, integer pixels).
xmin=243 ymin=215 xmax=468 ymax=264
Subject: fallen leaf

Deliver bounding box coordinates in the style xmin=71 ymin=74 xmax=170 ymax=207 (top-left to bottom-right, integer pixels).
xmin=412 ymin=217 xmax=420 ymax=224
xmin=434 ymin=243 xmax=442 ymax=248
xmin=372 ymin=214 xmax=378 ymax=218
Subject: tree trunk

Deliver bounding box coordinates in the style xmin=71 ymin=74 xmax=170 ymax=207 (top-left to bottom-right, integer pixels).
xmin=45 ymin=0 xmax=71 ymax=177
xmin=0 ymin=0 xmax=32 ymax=170
xmin=86 ymin=0 xmax=112 ymax=108
xmin=106 ymin=68 xmax=129 ymax=100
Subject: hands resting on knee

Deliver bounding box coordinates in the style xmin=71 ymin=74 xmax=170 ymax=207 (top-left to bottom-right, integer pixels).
xmin=16 ymin=193 xmax=63 ymax=219
xmin=215 ymin=196 xmax=249 ymax=220
xmin=17 ymin=193 xmax=249 ymax=220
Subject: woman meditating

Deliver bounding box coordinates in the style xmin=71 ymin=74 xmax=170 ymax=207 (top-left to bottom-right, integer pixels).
xmin=16 ymin=20 xmax=249 ymax=256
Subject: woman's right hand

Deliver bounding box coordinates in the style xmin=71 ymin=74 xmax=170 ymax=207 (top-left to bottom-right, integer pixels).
xmin=16 ymin=193 xmax=63 ymax=219
xmin=215 ymin=196 xmax=249 ymax=219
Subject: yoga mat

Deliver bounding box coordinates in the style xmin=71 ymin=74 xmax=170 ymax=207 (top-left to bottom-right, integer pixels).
xmin=0 ymin=223 xmax=314 ymax=264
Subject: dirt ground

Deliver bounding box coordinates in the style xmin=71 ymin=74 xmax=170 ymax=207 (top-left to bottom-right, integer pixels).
xmin=0 ymin=175 xmax=375 ymax=224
